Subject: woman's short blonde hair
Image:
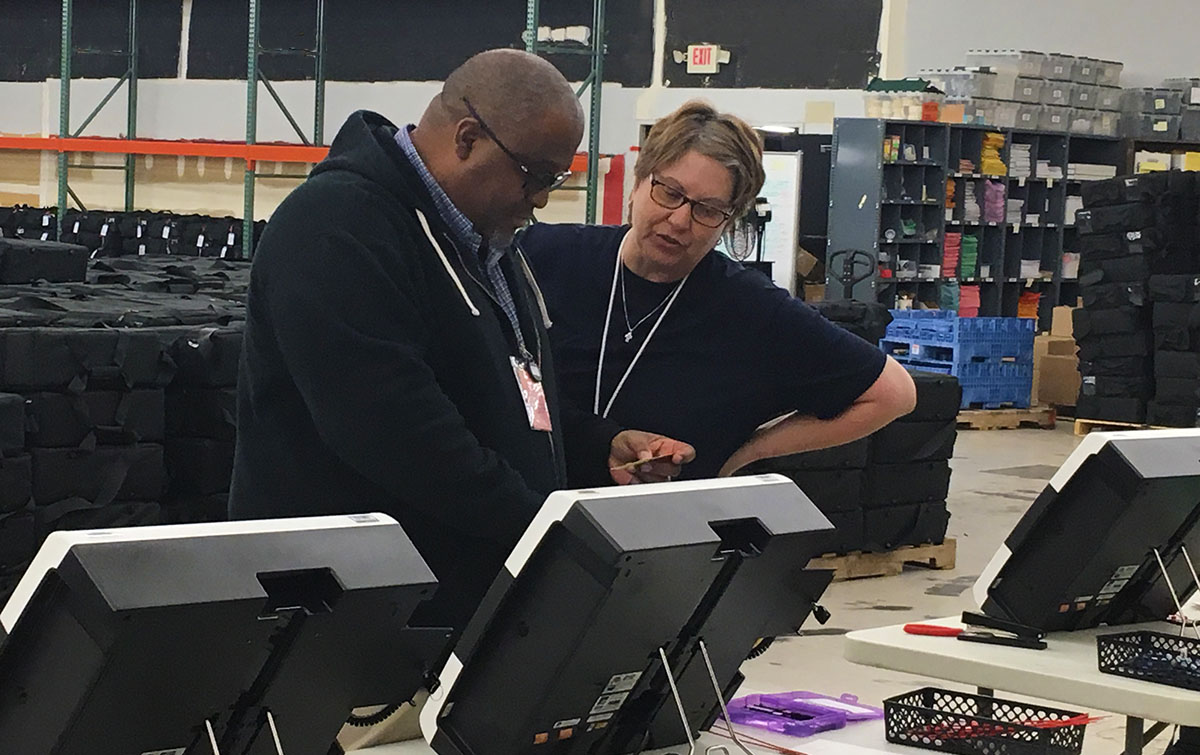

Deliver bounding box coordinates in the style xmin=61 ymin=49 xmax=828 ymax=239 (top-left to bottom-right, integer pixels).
xmin=635 ymin=100 xmax=765 ymax=217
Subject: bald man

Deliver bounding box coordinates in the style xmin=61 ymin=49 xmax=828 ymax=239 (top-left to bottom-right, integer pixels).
xmin=230 ymin=50 xmax=693 ymax=637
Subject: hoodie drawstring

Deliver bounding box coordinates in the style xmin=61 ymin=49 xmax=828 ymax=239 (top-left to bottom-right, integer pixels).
xmin=513 ymin=245 xmax=553 ymax=330
xmin=415 ymin=208 xmax=480 ymax=317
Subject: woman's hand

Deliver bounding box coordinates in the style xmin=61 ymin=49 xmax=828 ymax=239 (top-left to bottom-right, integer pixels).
xmin=608 ymin=430 xmax=696 ymax=484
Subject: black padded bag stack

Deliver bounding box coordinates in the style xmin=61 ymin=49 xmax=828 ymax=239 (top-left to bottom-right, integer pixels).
xmin=1150 ymin=291 xmax=1200 ymax=426
xmin=0 ymin=238 xmax=88 ymax=283
xmin=0 ymin=206 xmax=57 ymax=242
xmin=162 ymin=324 xmax=244 ymax=524
xmin=47 ymin=206 xmax=262 ymax=259
xmin=742 ymin=439 xmax=870 ymax=556
xmin=0 ymin=390 xmax=34 ymax=597
xmin=0 ymin=243 xmax=253 ymax=601
xmin=745 ymin=369 xmax=959 ymax=556
xmin=809 ymin=300 xmax=894 ymax=346
xmin=871 ymin=370 xmax=960 ymax=547
xmin=1075 ymin=170 xmax=1200 ymax=424
xmin=864 ymin=458 xmax=952 ymax=551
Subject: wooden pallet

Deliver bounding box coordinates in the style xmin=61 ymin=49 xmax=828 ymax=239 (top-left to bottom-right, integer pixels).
xmin=957 ymin=406 xmax=1056 ymax=431
xmin=1073 ymin=417 xmax=1166 ymax=436
xmin=807 ymin=538 xmax=957 ymax=581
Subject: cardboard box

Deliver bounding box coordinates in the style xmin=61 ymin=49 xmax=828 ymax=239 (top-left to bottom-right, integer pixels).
xmin=1035 ymin=334 xmax=1077 ymax=360
xmin=1035 ymin=354 xmax=1081 ymax=407
xmin=1050 ymin=305 xmax=1075 ymax=338
xmin=803 ymin=283 xmax=826 ymax=302
xmin=794 ymin=247 xmax=821 ymax=279
xmin=1034 ymin=335 xmax=1079 ymax=406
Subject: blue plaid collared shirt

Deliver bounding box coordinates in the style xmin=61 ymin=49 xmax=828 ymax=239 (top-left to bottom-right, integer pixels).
xmin=395 ymin=125 xmax=527 ymax=355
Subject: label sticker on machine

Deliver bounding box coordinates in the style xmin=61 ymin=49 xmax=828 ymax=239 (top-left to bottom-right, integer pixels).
xmin=586 ymin=713 xmax=615 ymax=724
xmin=588 ymin=692 xmax=631 ymax=717
xmin=553 ymin=718 xmax=581 ymax=729
xmin=1099 ymin=579 xmax=1129 ymax=596
xmin=601 ymin=671 xmax=642 ymax=695
xmin=1098 ymin=565 xmax=1139 ymax=596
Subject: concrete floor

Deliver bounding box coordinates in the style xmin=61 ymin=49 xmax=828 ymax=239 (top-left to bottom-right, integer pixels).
xmin=739 ymin=424 xmax=1177 ymax=755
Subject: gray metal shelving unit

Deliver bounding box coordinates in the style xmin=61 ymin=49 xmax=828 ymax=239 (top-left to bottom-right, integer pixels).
xmin=56 ymin=0 xmax=140 ymax=229
xmin=826 ymin=118 xmax=1125 ymax=329
xmin=826 ymin=119 xmax=950 ymax=303
xmin=524 ymin=0 xmax=607 ymax=224
xmin=244 ymin=0 xmax=328 ymax=254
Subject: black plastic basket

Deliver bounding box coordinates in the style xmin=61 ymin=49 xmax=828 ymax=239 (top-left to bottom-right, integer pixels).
xmin=884 ymin=687 xmax=1087 ymax=755
xmin=1097 ymin=630 xmax=1200 ymax=691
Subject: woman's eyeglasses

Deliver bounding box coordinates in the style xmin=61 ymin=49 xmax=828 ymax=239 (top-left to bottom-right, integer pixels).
xmin=648 ymin=177 xmax=733 ymax=228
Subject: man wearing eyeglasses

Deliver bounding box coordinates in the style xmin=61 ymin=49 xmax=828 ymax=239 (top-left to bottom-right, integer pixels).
xmin=230 ymin=48 xmax=695 ymax=656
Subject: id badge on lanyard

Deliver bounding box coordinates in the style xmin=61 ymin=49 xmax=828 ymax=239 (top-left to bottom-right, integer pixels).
xmin=511 ymin=356 xmax=552 ymax=432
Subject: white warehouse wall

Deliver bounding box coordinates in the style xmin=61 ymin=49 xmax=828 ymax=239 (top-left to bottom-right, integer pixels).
xmin=900 ymin=0 xmax=1200 ymax=86
xmin=10 ymin=1 xmax=1198 ymax=222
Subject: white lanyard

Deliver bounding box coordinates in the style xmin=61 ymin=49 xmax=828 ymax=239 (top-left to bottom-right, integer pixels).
xmin=594 ymin=233 xmax=689 ymax=419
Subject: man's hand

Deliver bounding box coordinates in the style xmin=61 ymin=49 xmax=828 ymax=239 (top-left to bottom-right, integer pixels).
xmin=608 ymin=430 xmax=696 ymax=485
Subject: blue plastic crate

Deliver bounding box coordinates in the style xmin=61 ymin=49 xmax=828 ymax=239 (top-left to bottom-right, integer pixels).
xmin=881 ymin=342 xmax=1034 ymax=370
xmin=891 ymin=358 xmax=953 ymax=375
xmin=960 ymin=379 xmax=1033 ymax=409
xmin=956 ymin=360 xmax=1034 ymax=380
xmin=890 ymin=310 xmax=956 ymax=320
xmin=883 ymin=312 xmax=1035 ymax=363
xmin=891 ymin=355 xmax=1032 ymax=408
xmin=886 ymin=310 xmax=954 ymax=340
xmin=880 ymin=340 xmax=954 ymax=363
xmin=886 ymin=312 xmax=1034 ymax=341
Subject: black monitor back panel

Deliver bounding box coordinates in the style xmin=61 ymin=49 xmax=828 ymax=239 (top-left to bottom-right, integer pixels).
xmin=982 ymin=431 xmax=1200 ymax=632
xmin=0 ymin=518 xmax=446 ymax=755
xmin=431 ymin=477 xmax=834 ymax=755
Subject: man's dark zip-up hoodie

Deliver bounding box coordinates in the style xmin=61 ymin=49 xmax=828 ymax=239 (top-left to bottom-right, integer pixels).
xmin=229 ymin=110 xmax=620 ymax=632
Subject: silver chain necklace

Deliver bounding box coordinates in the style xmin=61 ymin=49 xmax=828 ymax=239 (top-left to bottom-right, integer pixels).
xmin=619 ymin=263 xmax=677 ymax=343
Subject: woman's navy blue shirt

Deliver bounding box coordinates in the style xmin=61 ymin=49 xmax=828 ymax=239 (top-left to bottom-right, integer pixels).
xmin=520 ymin=223 xmax=887 ymax=480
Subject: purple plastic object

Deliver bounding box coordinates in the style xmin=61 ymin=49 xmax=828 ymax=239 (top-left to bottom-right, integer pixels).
xmin=759 ymin=691 xmax=885 ymax=722
xmin=722 ymin=693 xmax=847 ymax=738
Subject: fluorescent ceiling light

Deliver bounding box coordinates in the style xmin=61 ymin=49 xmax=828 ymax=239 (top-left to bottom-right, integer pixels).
xmin=756 ymin=125 xmax=797 ymax=134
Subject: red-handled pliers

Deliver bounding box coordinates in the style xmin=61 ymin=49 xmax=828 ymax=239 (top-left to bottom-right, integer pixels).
xmin=904 ymin=623 xmax=964 ymax=637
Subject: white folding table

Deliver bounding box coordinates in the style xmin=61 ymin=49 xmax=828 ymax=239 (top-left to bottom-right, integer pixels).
xmin=359 ymin=717 xmax=935 ymax=755
xmin=845 ymin=617 xmax=1200 ymax=755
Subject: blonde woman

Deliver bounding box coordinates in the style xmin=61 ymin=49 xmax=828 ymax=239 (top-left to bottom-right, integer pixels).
xmin=520 ymin=101 xmax=915 ymax=483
